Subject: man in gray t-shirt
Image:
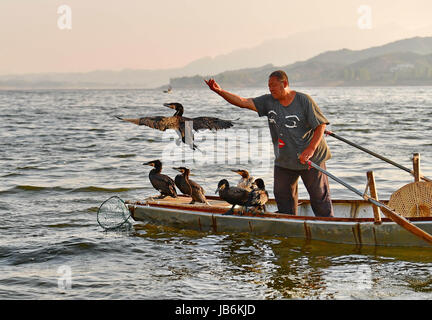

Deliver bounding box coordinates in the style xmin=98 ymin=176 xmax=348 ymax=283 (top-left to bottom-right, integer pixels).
xmin=253 ymin=91 xmax=331 ymax=170
xmin=205 ymin=70 xmax=333 ymax=217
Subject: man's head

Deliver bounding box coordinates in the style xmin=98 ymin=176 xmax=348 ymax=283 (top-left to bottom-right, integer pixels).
xmin=268 ymin=70 xmax=289 ymax=99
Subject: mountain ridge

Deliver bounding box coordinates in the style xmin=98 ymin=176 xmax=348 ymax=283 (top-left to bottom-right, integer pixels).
xmin=170 ymin=37 xmax=432 ymax=88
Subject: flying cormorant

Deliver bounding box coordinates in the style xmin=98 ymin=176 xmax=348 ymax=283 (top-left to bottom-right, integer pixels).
xmin=231 ymin=169 xmax=254 ymax=191
xmin=244 ymin=178 xmax=269 ymax=214
xmin=215 ymin=179 xmax=250 ymax=215
xmin=173 ymin=167 xmax=209 ymax=205
xmin=143 ymin=160 xmax=177 ymax=199
xmin=116 ymin=102 xmax=233 ymax=150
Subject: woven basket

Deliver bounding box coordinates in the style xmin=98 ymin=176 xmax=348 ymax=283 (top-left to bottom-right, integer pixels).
xmin=388 ymin=182 xmax=432 ymax=217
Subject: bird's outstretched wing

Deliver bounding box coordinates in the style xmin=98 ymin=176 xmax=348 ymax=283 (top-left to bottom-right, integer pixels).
xmin=191 ymin=117 xmax=234 ymax=131
xmin=139 ymin=116 xmax=181 ymax=131
xmin=116 ymin=116 xmax=180 ymax=131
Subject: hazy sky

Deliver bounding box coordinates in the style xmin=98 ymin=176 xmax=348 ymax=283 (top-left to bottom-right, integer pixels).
xmin=1 ymin=0 xmax=432 ymax=75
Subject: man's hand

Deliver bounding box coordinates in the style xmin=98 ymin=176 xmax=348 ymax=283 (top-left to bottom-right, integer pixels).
xmin=298 ymin=146 xmax=315 ymax=164
xmin=204 ymin=78 xmax=257 ymax=112
xmin=298 ymin=124 xmax=327 ymax=164
xmin=204 ymin=78 xmax=222 ymax=94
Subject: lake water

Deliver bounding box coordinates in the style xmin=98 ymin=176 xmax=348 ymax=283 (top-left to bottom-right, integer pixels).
xmin=1 ymin=86 xmax=432 ymax=301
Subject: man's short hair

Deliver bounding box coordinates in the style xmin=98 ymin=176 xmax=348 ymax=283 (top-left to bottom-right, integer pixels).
xmin=269 ymin=70 xmax=289 ymax=85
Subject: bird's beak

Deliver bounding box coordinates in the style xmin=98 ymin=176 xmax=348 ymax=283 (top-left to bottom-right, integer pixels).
xmin=143 ymin=162 xmax=154 ymax=166
xmin=163 ymin=103 xmax=175 ymax=109
xmin=215 ymin=185 xmax=225 ymax=194
xmin=172 ymin=167 xmax=180 ymax=171
xmin=231 ymin=169 xmax=240 ymax=174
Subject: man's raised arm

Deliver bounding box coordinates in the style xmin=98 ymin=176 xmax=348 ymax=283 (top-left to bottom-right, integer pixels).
xmin=204 ymin=78 xmax=257 ymax=112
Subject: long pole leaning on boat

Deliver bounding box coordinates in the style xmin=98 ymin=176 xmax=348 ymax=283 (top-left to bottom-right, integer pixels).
xmin=324 ymin=130 xmax=432 ymax=182
xmin=306 ymin=160 xmax=432 ymax=246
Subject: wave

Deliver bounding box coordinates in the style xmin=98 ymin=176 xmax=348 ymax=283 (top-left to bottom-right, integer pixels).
xmin=0 ymin=185 xmax=142 ymax=195
xmin=72 ymin=186 xmax=137 ymax=193
xmin=1 ymin=237 xmax=133 ymax=267
xmin=2 ymin=239 xmax=99 ymax=266
xmin=112 ymin=154 xmax=137 ymax=158
xmin=1 ymin=173 xmax=21 ymax=178
xmin=16 ymin=166 xmax=43 ymax=170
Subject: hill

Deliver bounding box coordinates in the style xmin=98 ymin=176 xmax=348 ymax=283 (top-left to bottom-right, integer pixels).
xmin=170 ymin=37 xmax=432 ymax=88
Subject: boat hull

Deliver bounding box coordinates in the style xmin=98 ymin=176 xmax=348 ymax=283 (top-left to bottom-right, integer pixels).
xmin=126 ymin=196 xmax=432 ymax=247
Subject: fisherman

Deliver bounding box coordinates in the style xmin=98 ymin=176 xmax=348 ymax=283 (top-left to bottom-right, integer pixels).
xmin=205 ymin=70 xmax=333 ymax=217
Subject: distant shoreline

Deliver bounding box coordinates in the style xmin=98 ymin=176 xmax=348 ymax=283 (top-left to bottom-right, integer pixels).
xmin=2 ymin=84 xmax=432 ymax=91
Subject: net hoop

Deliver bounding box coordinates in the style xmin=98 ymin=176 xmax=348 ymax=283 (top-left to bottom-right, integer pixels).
xmin=97 ymin=195 xmax=132 ymax=230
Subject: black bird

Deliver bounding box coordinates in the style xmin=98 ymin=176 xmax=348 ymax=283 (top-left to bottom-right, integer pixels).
xmin=231 ymin=169 xmax=254 ymax=191
xmin=143 ymin=160 xmax=177 ymax=199
xmin=244 ymin=178 xmax=269 ymax=214
xmin=173 ymin=167 xmax=209 ymax=205
xmin=215 ymin=179 xmax=250 ymax=215
xmin=116 ymin=102 xmax=234 ymax=150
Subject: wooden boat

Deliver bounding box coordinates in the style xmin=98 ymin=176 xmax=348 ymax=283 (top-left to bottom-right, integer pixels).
xmin=121 ymin=133 xmax=432 ymax=247
xmin=125 ymin=195 xmax=432 ymax=248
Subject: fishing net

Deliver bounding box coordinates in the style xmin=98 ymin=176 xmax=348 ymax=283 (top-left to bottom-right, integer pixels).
xmin=388 ymin=182 xmax=432 ymax=217
xmin=97 ymin=196 xmax=132 ymax=230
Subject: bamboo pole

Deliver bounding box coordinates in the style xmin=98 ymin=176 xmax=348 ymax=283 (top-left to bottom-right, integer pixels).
xmin=325 ymin=130 xmax=431 ymax=182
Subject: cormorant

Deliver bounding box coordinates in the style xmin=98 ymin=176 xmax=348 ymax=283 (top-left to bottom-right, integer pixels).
xmin=116 ymin=102 xmax=233 ymax=150
xmin=173 ymin=167 xmax=209 ymax=205
xmin=143 ymin=160 xmax=177 ymax=199
xmin=231 ymin=169 xmax=254 ymax=191
xmin=244 ymin=178 xmax=269 ymax=214
xmin=215 ymin=179 xmax=250 ymax=215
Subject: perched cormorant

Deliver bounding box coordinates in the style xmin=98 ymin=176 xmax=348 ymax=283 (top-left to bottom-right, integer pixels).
xmin=143 ymin=160 xmax=177 ymax=199
xmin=231 ymin=169 xmax=254 ymax=191
xmin=215 ymin=179 xmax=250 ymax=215
xmin=116 ymin=102 xmax=233 ymax=150
xmin=244 ymin=178 xmax=269 ymax=214
xmin=173 ymin=167 xmax=209 ymax=205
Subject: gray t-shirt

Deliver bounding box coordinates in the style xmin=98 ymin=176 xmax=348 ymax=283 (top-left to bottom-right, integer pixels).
xmin=253 ymin=91 xmax=331 ymax=170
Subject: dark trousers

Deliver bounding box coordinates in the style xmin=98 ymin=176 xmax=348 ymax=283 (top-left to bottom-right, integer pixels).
xmin=274 ymin=163 xmax=334 ymax=217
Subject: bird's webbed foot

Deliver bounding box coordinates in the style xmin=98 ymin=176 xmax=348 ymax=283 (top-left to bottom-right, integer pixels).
xmin=222 ymin=206 xmax=235 ymax=215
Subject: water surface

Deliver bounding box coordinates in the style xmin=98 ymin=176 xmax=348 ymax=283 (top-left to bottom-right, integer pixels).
xmin=1 ymin=87 xmax=432 ymax=299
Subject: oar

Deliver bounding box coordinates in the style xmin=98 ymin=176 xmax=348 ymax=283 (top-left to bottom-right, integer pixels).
xmin=325 ymin=130 xmax=432 ymax=182
xmin=307 ymin=160 xmax=432 ymax=245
